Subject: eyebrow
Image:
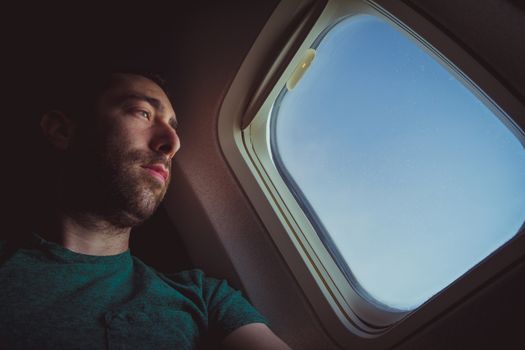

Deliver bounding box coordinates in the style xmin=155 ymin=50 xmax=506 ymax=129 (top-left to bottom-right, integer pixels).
xmin=116 ymin=93 xmax=178 ymax=129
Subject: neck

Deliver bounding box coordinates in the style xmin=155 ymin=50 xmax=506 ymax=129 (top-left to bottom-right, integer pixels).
xmin=45 ymin=209 xmax=131 ymax=256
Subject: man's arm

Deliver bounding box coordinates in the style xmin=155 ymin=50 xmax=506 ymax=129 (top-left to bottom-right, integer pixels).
xmin=221 ymin=323 xmax=292 ymax=350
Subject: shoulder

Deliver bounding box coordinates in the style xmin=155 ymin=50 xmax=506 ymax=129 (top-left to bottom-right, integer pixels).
xmin=130 ymin=261 xmax=214 ymax=295
xmin=160 ymin=268 xmax=207 ymax=283
xmin=0 ymin=238 xmax=32 ymax=266
xmin=157 ymin=268 xmax=223 ymax=294
xmin=0 ymin=239 xmax=19 ymax=263
xmin=147 ymin=266 xmax=271 ymax=340
xmin=156 ymin=268 xmax=250 ymax=309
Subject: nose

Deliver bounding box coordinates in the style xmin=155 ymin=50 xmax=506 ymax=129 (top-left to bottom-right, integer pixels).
xmin=150 ymin=121 xmax=180 ymax=159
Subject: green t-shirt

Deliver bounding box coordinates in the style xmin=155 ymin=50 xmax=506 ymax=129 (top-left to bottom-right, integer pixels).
xmin=0 ymin=235 xmax=268 ymax=349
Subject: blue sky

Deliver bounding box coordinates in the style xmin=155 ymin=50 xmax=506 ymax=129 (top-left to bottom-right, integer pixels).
xmin=273 ymin=15 xmax=525 ymax=310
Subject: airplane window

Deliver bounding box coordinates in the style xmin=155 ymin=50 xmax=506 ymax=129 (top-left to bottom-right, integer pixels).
xmin=270 ymin=14 xmax=525 ymax=311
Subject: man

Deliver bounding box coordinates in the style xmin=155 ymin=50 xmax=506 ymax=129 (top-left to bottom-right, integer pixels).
xmin=0 ymin=72 xmax=291 ymax=349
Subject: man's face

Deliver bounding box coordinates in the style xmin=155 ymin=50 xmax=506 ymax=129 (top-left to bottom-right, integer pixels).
xmin=65 ymin=73 xmax=180 ymax=227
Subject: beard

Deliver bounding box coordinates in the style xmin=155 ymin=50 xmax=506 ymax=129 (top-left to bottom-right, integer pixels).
xmin=61 ymin=138 xmax=170 ymax=228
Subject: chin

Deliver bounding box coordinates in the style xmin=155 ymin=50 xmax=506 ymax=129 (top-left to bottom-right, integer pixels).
xmin=106 ymin=169 xmax=167 ymax=227
xmin=126 ymin=186 xmax=165 ymax=226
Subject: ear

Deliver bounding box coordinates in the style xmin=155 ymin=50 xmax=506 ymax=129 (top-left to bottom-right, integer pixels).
xmin=40 ymin=110 xmax=75 ymax=151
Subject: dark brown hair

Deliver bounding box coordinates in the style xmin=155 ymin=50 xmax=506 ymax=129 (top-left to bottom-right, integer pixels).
xmin=43 ymin=69 xmax=172 ymax=123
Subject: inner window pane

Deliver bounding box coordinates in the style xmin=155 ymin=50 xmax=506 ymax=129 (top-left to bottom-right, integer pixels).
xmin=271 ymin=14 xmax=525 ymax=310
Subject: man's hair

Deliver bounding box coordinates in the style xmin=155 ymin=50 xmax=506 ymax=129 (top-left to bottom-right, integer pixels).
xmin=42 ymin=68 xmax=172 ymax=123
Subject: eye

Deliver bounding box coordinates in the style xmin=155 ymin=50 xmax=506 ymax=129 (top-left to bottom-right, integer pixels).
xmin=135 ymin=110 xmax=151 ymax=120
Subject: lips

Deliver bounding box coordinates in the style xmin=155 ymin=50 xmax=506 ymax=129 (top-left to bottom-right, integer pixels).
xmin=141 ymin=164 xmax=169 ymax=183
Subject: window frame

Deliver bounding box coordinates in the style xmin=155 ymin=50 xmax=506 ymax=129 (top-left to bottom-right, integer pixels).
xmin=218 ymin=0 xmax=525 ymax=347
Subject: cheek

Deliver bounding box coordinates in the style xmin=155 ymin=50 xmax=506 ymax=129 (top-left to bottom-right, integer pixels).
xmin=93 ymin=112 xmax=151 ymax=156
xmin=104 ymin=122 xmax=148 ymax=152
xmin=103 ymin=131 xmax=154 ymax=174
